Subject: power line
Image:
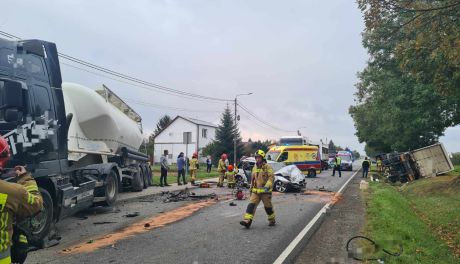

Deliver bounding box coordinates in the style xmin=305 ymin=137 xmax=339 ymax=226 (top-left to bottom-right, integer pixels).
xmin=0 ymin=30 xmax=232 ymax=103
xmin=125 ymin=98 xmax=223 ymax=113
xmin=237 ymin=102 xmax=295 ymax=133
xmin=60 ymin=62 xmax=228 ymax=104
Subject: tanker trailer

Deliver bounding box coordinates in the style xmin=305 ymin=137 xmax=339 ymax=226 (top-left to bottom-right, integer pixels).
xmin=63 ymin=82 xmax=152 ymax=195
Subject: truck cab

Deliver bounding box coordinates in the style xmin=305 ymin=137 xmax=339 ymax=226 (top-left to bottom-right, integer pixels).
xmin=0 ymin=38 xmax=97 ymax=246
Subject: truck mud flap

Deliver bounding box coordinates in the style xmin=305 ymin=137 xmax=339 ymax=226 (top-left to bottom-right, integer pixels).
xmin=60 ymin=180 xmax=96 ymax=218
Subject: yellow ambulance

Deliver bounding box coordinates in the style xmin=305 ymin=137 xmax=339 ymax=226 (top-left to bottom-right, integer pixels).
xmin=266 ymin=145 xmax=321 ymax=177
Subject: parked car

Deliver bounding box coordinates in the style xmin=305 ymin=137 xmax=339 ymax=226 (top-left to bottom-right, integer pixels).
xmin=236 ymin=157 xmax=305 ymax=192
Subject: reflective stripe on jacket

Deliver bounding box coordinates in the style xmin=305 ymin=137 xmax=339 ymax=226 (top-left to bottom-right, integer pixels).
xmin=0 ymin=172 xmax=43 ymax=260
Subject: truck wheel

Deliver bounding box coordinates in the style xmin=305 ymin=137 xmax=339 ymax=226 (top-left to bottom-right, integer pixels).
xmin=131 ymin=166 xmax=144 ymax=192
xmin=142 ymin=165 xmax=149 ymax=189
xmin=102 ymin=170 xmax=119 ymax=206
xmin=26 ymin=188 xmax=53 ymax=247
xmin=274 ymin=181 xmax=287 ymax=193
xmin=147 ymin=166 xmax=153 ymax=186
xmin=308 ymin=169 xmax=316 ymax=178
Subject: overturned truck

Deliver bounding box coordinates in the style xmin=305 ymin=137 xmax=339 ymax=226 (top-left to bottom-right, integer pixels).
xmin=381 ymin=143 xmax=454 ymax=183
xmin=0 ymin=37 xmax=151 ymax=247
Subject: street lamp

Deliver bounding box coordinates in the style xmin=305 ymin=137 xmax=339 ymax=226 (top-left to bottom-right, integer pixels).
xmin=297 ymin=127 xmax=308 ymax=136
xmin=234 ymin=92 xmax=253 ymax=165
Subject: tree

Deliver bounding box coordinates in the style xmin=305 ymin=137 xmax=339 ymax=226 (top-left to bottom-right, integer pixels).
xmin=451 ymin=152 xmax=460 ymax=166
xmin=352 ymin=150 xmax=361 ymax=160
xmin=350 ymin=0 xmax=460 ymax=153
xmin=244 ymin=140 xmax=272 ymax=157
xmin=207 ymin=106 xmax=243 ymax=165
xmin=154 ymin=115 xmax=172 ymax=136
xmin=328 ymin=140 xmax=336 ymax=153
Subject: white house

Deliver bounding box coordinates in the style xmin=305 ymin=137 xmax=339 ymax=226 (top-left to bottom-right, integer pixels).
xmin=153 ymin=116 xmax=217 ymax=164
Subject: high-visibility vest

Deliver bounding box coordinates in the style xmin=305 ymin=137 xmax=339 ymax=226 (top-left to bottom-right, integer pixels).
xmin=336 ymin=157 xmax=342 ymax=165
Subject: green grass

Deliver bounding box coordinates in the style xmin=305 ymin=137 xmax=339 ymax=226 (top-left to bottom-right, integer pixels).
xmin=149 ymin=164 xmax=219 ymax=185
xmin=364 ymin=177 xmax=460 ymax=263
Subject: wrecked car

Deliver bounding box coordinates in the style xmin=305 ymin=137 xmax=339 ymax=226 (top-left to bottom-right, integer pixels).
xmin=236 ymin=157 xmax=306 ymax=192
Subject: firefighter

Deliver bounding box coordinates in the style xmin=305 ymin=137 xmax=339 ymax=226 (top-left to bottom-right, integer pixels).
xmin=240 ymin=150 xmax=275 ymax=228
xmin=189 ymin=153 xmax=198 ymax=185
xmin=0 ymin=136 xmax=43 ymax=264
xmin=226 ymin=165 xmax=236 ymax=189
xmin=217 ymin=154 xmax=227 ymax=187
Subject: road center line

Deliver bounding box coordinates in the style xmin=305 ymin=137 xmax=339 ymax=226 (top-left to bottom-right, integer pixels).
xmin=273 ymin=169 xmax=360 ymax=264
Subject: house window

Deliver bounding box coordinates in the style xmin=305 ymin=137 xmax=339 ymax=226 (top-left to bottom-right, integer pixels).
xmin=202 ymin=128 xmax=207 ymax=138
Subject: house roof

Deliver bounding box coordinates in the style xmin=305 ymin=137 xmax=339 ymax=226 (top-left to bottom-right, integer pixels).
xmin=153 ymin=115 xmax=217 ymax=139
xmin=181 ymin=116 xmax=217 ymax=128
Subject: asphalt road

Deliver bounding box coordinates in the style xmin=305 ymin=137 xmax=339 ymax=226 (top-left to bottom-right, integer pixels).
xmin=28 ymin=165 xmax=359 ymax=264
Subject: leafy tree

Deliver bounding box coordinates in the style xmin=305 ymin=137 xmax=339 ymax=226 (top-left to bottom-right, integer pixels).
xmin=352 ymin=150 xmax=361 ymax=160
xmin=451 ymin=152 xmax=460 ymax=166
xmin=154 ymin=115 xmax=172 ymax=136
xmin=139 ymin=136 xmax=154 ymax=160
xmin=350 ymin=0 xmax=460 ymax=153
xmin=244 ymin=140 xmax=272 ymax=156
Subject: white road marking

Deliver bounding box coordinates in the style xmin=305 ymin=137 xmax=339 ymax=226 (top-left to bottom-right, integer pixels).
xmin=273 ymin=169 xmax=360 ymax=264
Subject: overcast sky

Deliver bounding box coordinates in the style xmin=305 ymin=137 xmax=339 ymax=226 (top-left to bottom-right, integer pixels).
xmin=2 ymin=0 xmax=459 ymax=154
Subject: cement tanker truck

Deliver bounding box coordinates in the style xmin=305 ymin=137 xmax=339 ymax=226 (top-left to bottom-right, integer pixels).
xmin=0 ymin=37 xmax=151 ymax=247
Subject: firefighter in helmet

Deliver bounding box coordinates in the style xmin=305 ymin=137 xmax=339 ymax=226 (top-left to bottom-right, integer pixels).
xmin=217 ymin=154 xmax=227 ymax=187
xmin=189 ymin=152 xmax=198 ymax=185
xmin=240 ymin=150 xmax=275 ymax=228
xmin=225 ymin=165 xmax=236 ymax=189
xmin=0 ymin=136 xmax=43 ymax=264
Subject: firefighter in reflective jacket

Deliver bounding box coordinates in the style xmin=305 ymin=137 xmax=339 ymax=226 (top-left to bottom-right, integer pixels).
xmin=225 ymin=165 xmax=236 ymax=189
xmin=240 ymin=150 xmax=275 ymax=228
xmin=189 ymin=153 xmax=198 ymax=185
xmin=0 ymin=136 xmax=43 ymax=264
xmin=217 ymin=154 xmax=227 ymax=187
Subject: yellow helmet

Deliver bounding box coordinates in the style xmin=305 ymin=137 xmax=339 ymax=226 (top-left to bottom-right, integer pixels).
xmin=255 ymin=149 xmax=266 ymax=159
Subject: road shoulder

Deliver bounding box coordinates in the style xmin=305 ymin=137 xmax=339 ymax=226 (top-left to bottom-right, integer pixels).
xmin=294 ymin=173 xmax=365 ymax=264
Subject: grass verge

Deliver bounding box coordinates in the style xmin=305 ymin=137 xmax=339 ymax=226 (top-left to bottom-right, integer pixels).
xmin=364 ymin=175 xmax=459 ymax=263
xmin=149 ymin=165 xmax=219 ymax=186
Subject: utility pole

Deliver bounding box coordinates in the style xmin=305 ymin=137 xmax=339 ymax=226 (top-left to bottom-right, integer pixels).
xmin=234 ymin=97 xmax=237 ymax=167
xmin=234 ymin=93 xmax=253 ymax=166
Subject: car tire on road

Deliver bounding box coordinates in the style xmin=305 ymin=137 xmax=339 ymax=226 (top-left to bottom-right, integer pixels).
xmin=308 ymin=169 xmax=316 ymax=178
xmin=274 ymin=180 xmax=287 ymax=193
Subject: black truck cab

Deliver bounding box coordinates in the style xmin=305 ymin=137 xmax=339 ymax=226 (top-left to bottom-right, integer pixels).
xmin=0 ymin=38 xmax=95 ymax=246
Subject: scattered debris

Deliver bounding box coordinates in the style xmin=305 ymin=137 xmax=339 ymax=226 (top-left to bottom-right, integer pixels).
xmin=162 ymin=188 xmax=217 ymax=202
xmin=93 ymin=221 xmax=117 ymax=225
xmin=124 ymin=212 xmax=140 ymax=218
xmin=144 ymin=223 xmax=150 ymax=228
xmin=229 ymin=202 xmax=237 ymax=206
xmin=199 ymin=182 xmax=210 ymax=188
xmin=87 ymin=240 xmax=94 ymax=244
xmin=318 ymin=186 xmax=332 ymax=192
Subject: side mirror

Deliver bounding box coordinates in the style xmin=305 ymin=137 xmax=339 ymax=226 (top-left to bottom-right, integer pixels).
xmin=0 ymin=81 xmax=23 ymax=109
xmin=5 ymin=109 xmax=19 ymax=122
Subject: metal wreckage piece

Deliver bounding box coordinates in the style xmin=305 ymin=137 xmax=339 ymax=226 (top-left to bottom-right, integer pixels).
xmin=162 ymin=188 xmax=217 ymax=203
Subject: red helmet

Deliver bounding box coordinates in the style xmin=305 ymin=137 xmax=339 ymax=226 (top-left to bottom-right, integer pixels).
xmin=227 ymin=165 xmax=233 ymax=171
xmin=192 ymin=152 xmax=198 ymax=158
xmin=0 ymin=137 xmax=11 ymax=169
xmin=221 ymin=154 xmax=227 ymax=160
